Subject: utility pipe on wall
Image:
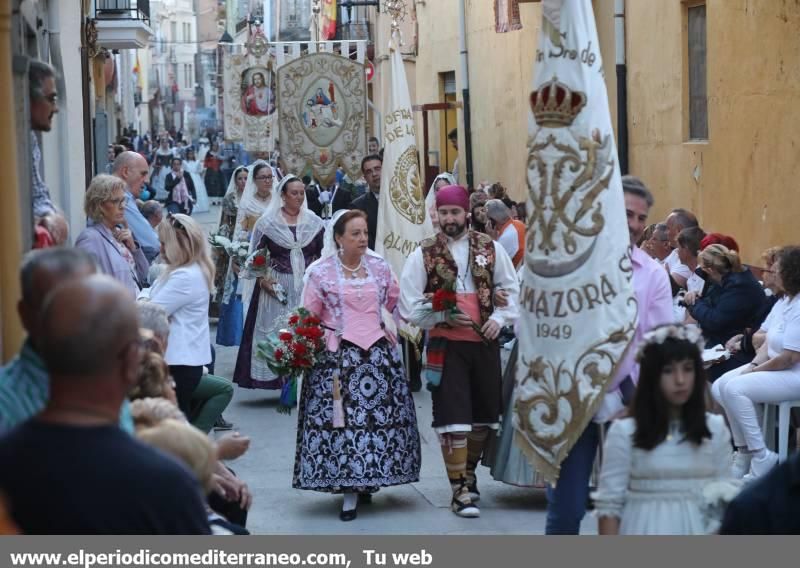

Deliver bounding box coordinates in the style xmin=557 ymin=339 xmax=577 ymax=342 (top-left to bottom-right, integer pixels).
xmin=615 ymin=0 xmax=628 ymax=175
xmin=458 ymin=0 xmax=474 ymax=189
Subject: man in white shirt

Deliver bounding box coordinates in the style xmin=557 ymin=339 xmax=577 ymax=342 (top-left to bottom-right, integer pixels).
xmin=400 ymin=185 xmax=519 ymax=519
xmin=664 ymin=208 xmax=699 ymax=290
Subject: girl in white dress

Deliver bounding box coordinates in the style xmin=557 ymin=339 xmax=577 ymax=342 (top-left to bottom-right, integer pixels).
xmin=593 ymin=324 xmax=733 ymax=535
xmin=184 ymin=148 xmax=209 ymax=213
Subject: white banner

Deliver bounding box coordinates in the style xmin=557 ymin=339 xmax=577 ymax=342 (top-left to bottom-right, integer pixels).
xmin=375 ymin=32 xmax=434 ymax=279
xmin=512 ymin=0 xmax=638 ymax=483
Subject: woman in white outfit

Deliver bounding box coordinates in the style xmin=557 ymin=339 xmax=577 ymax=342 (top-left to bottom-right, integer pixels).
xmin=184 ymin=148 xmax=209 ymax=213
xmin=712 ymin=246 xmax=800 ymax=480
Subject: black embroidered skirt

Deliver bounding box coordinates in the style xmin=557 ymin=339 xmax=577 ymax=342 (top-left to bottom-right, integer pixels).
xmin=292 ymin=338 xmax=421 ymax=493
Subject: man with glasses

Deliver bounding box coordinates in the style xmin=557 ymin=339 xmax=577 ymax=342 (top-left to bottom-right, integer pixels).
xmin=29 ymin=60 xmax=68 ymax=247
xmin=643 ymin=223 xmax=672 ymax=264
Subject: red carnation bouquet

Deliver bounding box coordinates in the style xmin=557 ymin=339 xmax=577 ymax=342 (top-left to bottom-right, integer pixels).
xmin=420 ymin=282 xmax=488 ymax=343
xmin=256 ymin=307 xmax=327 ymax=413
xmin=240 ymin=246 xmax=287 ymax=304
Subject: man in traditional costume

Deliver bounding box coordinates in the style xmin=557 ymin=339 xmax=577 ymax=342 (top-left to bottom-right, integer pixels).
xmin=399 ymin=185 xmax=519 ymax=518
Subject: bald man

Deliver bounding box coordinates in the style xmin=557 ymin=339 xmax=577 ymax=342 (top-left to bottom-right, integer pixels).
xmin=113 ymin=151 xmax=160 ymax=262
xmin=0 ymin=275 xmax=210 ymax=534
xmin=0 ymin=248 xmax=122 ymax=433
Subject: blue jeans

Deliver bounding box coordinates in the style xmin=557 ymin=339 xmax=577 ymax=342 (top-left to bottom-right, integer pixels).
xmin=545 ymin=422 xmax=600 ymax=534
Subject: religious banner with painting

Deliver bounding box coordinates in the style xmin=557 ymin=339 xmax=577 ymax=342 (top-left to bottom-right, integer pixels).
xmin=495 ymin=0 xmax=523 ymax=33
xmin=221 ymin=48 xmax=278 ymax=153
xmin=276 ymin=51 xmax=367 ymax=187
xmin=512 ymin=0 xmax=637 ymax=483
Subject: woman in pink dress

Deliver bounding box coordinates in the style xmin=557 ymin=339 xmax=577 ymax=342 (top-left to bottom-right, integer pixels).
xmin=293 ymin=210 xmax=421 ymax=522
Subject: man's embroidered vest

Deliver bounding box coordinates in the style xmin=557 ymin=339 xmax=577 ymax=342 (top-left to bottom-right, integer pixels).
xmin=421 ymin=231 xmax=496 ymax=324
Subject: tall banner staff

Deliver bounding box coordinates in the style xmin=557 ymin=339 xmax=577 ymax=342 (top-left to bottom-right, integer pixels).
xmin=512 ymin=0 xmax=638 ymax=485
xmin=376 ymin=1 xmax=435 ymax=348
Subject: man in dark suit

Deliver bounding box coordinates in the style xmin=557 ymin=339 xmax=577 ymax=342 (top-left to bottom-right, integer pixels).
xmin=351 ymin=153 xmax=422 ymax=392
xmin=720 ymin=452 xmax=800 ymax=534
xmin=304 ymin=177 xmax=352 ymax=219
xmin=165 ymin=157 xmax=196 ymax=215
xmin=350 ymin=154 xmax=382 ymax=250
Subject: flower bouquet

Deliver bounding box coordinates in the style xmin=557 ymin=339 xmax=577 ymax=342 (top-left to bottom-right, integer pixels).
xmin=700 ymin=479 xmax=744 ymax=534
xmin=208 ymin=235 xmax=249 ymax=263
xmin=418 ymin=282 xmax=489 ymax=344
xmin=240 ymin=247 xmax=287 ymax=304
xmin=256 ymin=308 xmax=327 ymax=414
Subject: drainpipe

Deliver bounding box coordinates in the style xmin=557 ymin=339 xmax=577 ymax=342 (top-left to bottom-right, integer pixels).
xmin=615 ymin=0 xmax=628 ymax=175
xmin=458 ymin=0 xmax=473 ymax=189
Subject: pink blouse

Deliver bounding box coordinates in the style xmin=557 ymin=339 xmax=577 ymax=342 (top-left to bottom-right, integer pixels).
xmin=302 ymin=255 xmax=399 ymax=351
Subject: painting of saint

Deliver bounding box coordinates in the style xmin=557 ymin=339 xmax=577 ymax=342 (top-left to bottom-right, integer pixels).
xmin=241 ymin=69 xmax=275 ymax=116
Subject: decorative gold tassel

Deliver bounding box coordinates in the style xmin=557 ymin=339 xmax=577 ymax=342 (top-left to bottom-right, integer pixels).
xmin=332 ymin=369 xmax=345 ymax=428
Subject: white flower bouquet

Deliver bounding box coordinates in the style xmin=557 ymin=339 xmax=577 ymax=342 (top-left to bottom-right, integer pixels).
xmin=208 ymin=235 xmax=250 ymax=264
xmin=700 ymin=479 xmax=743 ymax=534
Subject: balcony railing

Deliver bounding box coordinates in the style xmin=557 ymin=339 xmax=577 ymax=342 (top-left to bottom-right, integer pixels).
xmin=95 ymin=0 xmax=150 ymax=24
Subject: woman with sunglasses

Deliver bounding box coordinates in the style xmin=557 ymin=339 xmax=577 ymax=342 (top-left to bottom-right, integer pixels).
xmin=146 ymin=213 xmax=215 ymax=415
xmin=233 ymin=175 xmax=325 ymax=391
xmin=233 ymin=161 xmax=275 ymax=310
xmin=75 ymin=174 xmax=149 ymax=298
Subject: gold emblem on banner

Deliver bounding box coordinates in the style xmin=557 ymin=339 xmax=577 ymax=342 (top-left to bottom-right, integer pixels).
xmin=525 ymin=77 xmax=613 ymax=278
xmin=389 ymin=146 xmax=425 ymax=224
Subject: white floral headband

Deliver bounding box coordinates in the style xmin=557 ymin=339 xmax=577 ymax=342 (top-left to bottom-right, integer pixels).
xmin=635 ymin=324 xmax=705 ymax=362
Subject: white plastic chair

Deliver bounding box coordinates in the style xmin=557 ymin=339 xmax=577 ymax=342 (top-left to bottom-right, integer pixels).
xmin=761 ymin=400 xmax=800 ymax=462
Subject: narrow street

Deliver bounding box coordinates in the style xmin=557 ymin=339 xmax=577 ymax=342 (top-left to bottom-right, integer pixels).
xmin=195 ymin=208 xmax=595 ymax=535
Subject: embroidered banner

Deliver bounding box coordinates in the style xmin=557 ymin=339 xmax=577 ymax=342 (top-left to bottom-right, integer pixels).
xmin=221 ymin=48 xmax=277 ymax=154
xmin=495 ymin=0 xmax=523 ymax=33
xmin=375 ymin=31 xmax=434 ymax=280
xmin=512 ymin=0 xmax=638 ymax=483
xmin=276 ymin=51 xmax=367 ymax=187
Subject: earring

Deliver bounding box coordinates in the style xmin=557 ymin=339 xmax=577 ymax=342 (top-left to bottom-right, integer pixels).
xmin=338 ymin=247 xmax=343 ymax=257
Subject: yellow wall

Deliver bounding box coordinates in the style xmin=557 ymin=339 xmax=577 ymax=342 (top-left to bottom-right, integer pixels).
xmin=413 ymin=0 xmax=617 ymax=198
xmin=0 ymin=0 xmax=24 ymax=362
xmin=627 ymin=0 xmax=800 ymax=264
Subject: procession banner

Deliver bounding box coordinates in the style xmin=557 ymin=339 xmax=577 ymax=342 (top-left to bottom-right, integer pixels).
xmin=375 ymin=31 xmax=434 ymax=342
xmin=495 ymin=0 xmax=523 ymax=33
xmin=513 ymin=0 xmax=638 ymax=483
xmin=276 ymin=52 xmax=367 ymax=187
xmin=221 ymin=44 xmax=277 ymax=154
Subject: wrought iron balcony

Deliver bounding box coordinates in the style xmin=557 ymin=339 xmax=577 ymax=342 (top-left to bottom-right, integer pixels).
xmin=93 ymin=0 xmax=153 ymax=50
xmin=95 ymin=0 xmax=150 ymax=24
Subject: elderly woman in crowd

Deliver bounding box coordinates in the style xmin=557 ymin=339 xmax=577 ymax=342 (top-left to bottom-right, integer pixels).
xmin=137 ymin=419 xmax=249 ymax=535
xmin=712 ymin=246 xmax=800 ymax=480
xmin=707 ymin=247 xmax=785 ymax=382
xmin=294 ymin=210 xmax=421 ymax=522
xmin=146 ymin=214 xmax=214 ymax=415
xmin=425 ymin=172 xmax=456 ymax=230
xmin=683 ymin=244 xmax=766 ymax=348
xmin=75 ymin=174 xmax=148 ymax=298
xmin=214 ymin=165 xmax=250 ymax=346
xmin=234 ymin=175 xmax=325 ymax=390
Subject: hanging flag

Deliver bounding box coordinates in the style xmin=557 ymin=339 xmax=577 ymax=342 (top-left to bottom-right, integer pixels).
xmin=133 ymin=53 xmax=145 ymax=91
xmin=375 ymin=29 xmax=434 ymax=314
xmin=495 ymin=0 xmax=523 ymax=33
xmin=320 ymin=0 xmax=337 ymax=40
xmin=512 ymin=0 xmax=638 ymax=483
